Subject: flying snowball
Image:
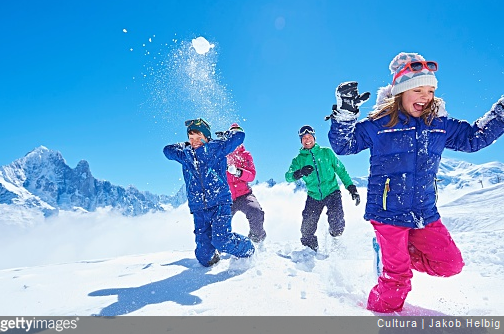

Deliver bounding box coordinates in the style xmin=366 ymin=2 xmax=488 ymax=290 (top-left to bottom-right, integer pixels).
xmin=123 ymin=29 xmax=128 ymax=33
xmin=191 ymin=37 xmax=215 ymax=55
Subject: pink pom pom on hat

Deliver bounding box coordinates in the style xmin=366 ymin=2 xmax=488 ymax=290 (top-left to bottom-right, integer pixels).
xmin=390 ymin=52 xmax=438 ymax=96
xmin=229 ymin=123 xmax=243 ymax=131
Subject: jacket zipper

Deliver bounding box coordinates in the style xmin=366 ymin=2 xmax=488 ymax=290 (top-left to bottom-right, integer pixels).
xmin=310 ymin=150 xmax=323 ymax=200
xmin=412 ymin=119 xmax=420 ymax=209
xmin=193 ymin=151 xmax=207 ymax=208
xmin=434 ymin=177 xmax=439 ymax=204
xmin=383 ymin=178 xmax=390 ymax=210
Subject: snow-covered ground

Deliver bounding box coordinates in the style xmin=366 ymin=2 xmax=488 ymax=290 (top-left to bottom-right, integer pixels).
xmin=1 ymin=182 xmax=503 ymax=316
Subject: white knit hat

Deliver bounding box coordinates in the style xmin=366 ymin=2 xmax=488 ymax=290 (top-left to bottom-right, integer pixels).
xmin=390 ymin=52 xmax=438 ymax=96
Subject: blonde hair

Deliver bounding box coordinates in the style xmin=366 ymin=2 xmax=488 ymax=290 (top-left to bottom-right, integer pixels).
xmin=369 ymin=93 xmax=444 ymax=127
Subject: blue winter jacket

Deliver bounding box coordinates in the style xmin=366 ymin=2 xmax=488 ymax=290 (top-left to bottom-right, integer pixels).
xmin=163 ymin=131 xmax=244 ymax=213
xmin=328 ymin=104 xmax=504 ymax=228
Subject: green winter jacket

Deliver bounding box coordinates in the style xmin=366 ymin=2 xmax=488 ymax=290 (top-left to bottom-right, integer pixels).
xmin=285 ymin=143 xmax=354 ymax=201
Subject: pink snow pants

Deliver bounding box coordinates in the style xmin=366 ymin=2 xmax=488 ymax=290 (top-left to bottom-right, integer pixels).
xmin=367 ymin=219 xmax=464 ymax=313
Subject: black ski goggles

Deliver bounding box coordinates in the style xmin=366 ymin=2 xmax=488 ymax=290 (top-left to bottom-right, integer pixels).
xmin=298 ymin=125 xmax=315 ymax=137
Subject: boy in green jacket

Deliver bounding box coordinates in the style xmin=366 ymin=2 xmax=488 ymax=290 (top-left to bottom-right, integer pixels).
xmin=285 ymin=125 xmax=360 ymax=251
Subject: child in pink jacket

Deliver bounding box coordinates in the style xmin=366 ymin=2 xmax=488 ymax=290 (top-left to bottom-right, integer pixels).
xmin=220 ymin=123 xmax=266 ymax=243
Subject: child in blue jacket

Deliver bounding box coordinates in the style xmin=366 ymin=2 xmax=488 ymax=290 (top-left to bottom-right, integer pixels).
xmin=327 ymin=52 xmax=504 ymax=313
xmin=163 ymin=118 xmax=255 ymax=267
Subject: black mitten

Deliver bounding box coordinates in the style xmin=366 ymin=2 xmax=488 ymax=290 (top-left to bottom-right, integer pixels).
xmin=214 ymin=130 xmax=230 ymax=139
xmin=347 ymin=184 xmax=360 ymax=206
xmin=325 ymin=81 xmax=370 ymax=121
xmin=293 ymin=165 xmax=314 ymax=180
xmin=493 ymin=97 xmax=504 ymax=117
xmin=336 ymin=81 xmax=370 ymax=114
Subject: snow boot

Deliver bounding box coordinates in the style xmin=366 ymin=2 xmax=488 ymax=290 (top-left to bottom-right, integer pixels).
xmin=301 ymin=236 xmax=319 ymax=252
xmin=249 ymin=231 xmax=266 ymax=243
xmin=207 ymin=250 xmax=221 ymax=267
xmin=329 ymin=229 xmax=343 ymax=237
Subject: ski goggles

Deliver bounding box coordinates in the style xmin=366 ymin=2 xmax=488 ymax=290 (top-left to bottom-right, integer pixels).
xmin=392 ymin=61 xmax=438 ymax=85
xmin=185 ymin=118 xmax=210 ymax=128
xmin=298 ymin=125 xmax=315 ymax=137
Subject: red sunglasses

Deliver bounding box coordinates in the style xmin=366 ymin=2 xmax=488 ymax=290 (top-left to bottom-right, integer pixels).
xmin=392 ymin=61 xmax=438 ymax=85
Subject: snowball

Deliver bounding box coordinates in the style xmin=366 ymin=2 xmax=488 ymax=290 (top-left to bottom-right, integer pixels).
xmin=191 ymin=36 xmax=214 ymax=55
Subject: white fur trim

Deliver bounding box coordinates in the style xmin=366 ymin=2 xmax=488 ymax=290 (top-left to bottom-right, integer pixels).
xmin=436 ymin=99 xmax=447 ymax=117
xmin=374 ymin=85 xmax=393 ymax=108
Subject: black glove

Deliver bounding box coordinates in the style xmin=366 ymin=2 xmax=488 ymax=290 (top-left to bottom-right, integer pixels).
xmin=214 ymin=130 xmax=230 ymax=139
xmin=325 ymin=81 xmax=370 ymax=121
xmin=347 ymin=184 xmax=360 ymax=206
xmin=293 ymin=165 xmax=314 ymax=180
xmin=217 ymin=124 xmax=244 ymax=138
xmin=494 ymin=97 xmax=504 ymax=117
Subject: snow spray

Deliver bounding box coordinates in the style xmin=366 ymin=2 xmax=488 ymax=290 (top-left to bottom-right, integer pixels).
xmin=141 ymin=35 xmax=240 ymax=136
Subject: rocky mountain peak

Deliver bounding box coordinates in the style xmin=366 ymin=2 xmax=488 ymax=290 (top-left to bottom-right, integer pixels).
xmin=0 ymin=147 xmax=187 ymax=222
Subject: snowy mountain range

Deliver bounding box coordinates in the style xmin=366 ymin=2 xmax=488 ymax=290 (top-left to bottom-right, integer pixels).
xmin=1 ymin=146 xmax=504 ymax=228
xmin=0 ymin=146 xmax=186 ymax=224
xmin=437 ymin=157 xmax=504 ymax=189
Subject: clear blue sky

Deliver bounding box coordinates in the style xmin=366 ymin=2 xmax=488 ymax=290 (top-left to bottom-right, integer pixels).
xmin=1 ymin=0 xmax=503 ymax=195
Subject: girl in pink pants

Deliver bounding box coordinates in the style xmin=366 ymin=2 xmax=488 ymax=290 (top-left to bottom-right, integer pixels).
xmin=367 ymin=219 xmax=464 ymax=313
xmin=328 ymin=51 xmax=504 ymax=312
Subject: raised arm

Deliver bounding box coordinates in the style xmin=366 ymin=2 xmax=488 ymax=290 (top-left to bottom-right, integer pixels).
xmin=327 ymin=81 xmax=372 ymax=155
xmin=163 ymin=142 xmax=190 ymax=163
xmin=445 ymin=97 xmax=504 ymax=152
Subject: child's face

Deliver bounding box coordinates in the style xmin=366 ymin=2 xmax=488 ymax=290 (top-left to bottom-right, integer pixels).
xmin=402 ymin=86 xmax=435 ymax=117
xmin=188 ymin=132 xmax=208 ymax=149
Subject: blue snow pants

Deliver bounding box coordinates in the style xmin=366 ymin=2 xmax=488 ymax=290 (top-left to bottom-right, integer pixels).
xmin=193 ymin=204 xmax=255 ymax=266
